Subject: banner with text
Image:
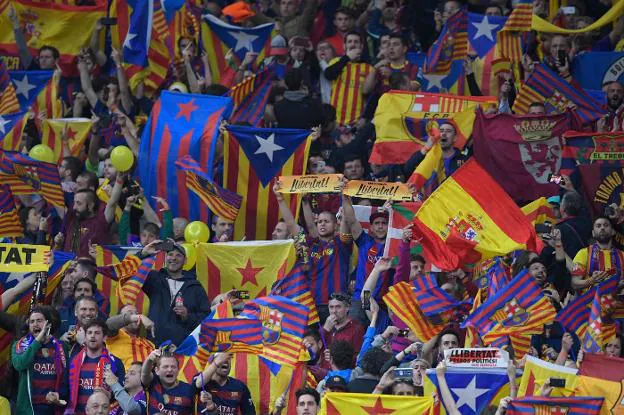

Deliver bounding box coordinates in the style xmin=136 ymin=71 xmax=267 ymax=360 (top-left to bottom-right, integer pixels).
xmin=344 ymin=180 xmax=413 ymax=201
xmin=0 ymin=243 xmax=51 ymax=273
xmin=444 ymin=348 xmax=509 ymax=369
xmin=277 ymin=174 xmax=343 ymax=194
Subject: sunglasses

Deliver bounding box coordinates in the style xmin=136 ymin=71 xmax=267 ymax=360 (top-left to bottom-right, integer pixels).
xmin=330 ymin=292 xmax=351 ymax=303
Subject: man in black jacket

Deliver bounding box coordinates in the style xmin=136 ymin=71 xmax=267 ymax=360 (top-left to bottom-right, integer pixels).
xmin=275 ymin=68 xmax=323 ymax=130
xmin=139 ymin=241 xmax=210 ymax=346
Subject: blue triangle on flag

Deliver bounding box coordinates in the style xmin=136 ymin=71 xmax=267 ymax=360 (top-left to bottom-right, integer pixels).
xmin=9 ymin=70 xmax=54 ymax=110
xmin=468 ymin=13 xmax=507 ymax=58
xmin=204 ymin=14 xmax=274 ymax=62
xmin=226 ymin=125 xmax=310 ymax=187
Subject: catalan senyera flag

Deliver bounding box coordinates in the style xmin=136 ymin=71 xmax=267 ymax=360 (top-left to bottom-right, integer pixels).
xmin=0 ymin=184 xmax=22 ymax=238
xmin=229 ymin=352 xmax=296 ymax=414
xmin=517 ymin=355 xmax=579 ymax=398
xmin=0 ymin=60 xmax=19 ymax=115
xmin=496 ymin=0 xmax=532 ymax=61
xmin=0 ymin=111 xmax=29 ymax=151
xmin=224 ymin=125 xmax=311 ymax=241
xmin=0 ymin=151 xmax=64 ymax=207
xmin=574 ymin=376 xmax=624 ymax=415
xmin=507 ymin=396 xmax=603 ymax=415
xmin=270 ymin=263 xmax=319 ymax=325
xmin=241 ymin=296 xmax=309 ymax=368
xmin=462 ymin=270 xmax=557 ymax=357
xmin=175 ymin=155 xmax=242 ymax=222
xmin=320 ymin=392 xmax=435 ymax=415
xmin=199 ymin=318 xmax=263 ymax=354
xmin=195 ymin=240 xmax=296 ymax=300
xmin=411 ymin=159 xmax=542 ymax=271
xmin=0 ymin=0 xmax=106 ymax=75
xmin=383 ymin=281 xmax=445 ymax=342
xmin=201 ymin=14 xmax=274 ymax=87
xmin=426 ymin=8 xmax=468 ymax=73
xmin=118 ymin=256 xmax=155 ymax=307
xmin=521 ymin=197 xmax=557 ymax=225
xmin=370 ymin=91 xmax=495 ymax=165
xmin=41 ymin=118 xmax=92 ymax=163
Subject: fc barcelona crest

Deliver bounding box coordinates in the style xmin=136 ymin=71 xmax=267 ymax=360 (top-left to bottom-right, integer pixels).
xmin=491 ymin=298 xmax=529 ymax=327
xmin=260 ymin=306 xmax=282 ymax=345
xmin=14 ymin=164 xmax=41 ymax=190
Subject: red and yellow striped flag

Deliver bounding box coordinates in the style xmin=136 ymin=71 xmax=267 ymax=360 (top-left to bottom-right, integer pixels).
xmin=320 ymin=392 xmax=436 ymax=415
xmin=521 ymin=197 xmax=557 ymax=225
xmin=0 ymin=184 xmax=22 ymax=238
xmin=41 ymin=118 xmax=92 ymax=163
xmin=383 ymin=281 xmax=445 ymax=342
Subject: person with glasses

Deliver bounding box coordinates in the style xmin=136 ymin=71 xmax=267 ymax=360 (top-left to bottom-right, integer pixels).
xmin=321 ymin=292 xmax=366 ymax=356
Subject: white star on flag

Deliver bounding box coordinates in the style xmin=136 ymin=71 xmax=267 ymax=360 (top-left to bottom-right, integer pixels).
xmin=123 ymin=32 xmax=137 ymax=50
xmin=451 ymin=375 xmax=489 ymax=412
xmin=422 ymin=73 xmax=447 ymax=90
xmin=0 ymin=116 xmax=11 ymax=135
xmin=471 ymin=15 xmax=500 ymax=42
xmin=254 ymin=133 xmax=284 ymax=162
xmin=229 ymin=30 xmax=258 ymax=53
xmin=13 ymin=75 xmax=36 ymax=99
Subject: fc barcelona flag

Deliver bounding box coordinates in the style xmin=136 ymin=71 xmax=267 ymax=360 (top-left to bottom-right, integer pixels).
xmin=473 ymin=109 xmax=572 ymax=202
xmin=426 ymin=8 xmax=468 ymax=73
xmin=462 ymin=270 xmax=557 ymax=356
xmin=0 ymin=184 xmax=22 ymax=238
xmin=0 ymin=151 xmax=64 ymax=207
xmin=201 ymin=14 xmax=274 ymax=87
xmin=507 ymin=396 xmax=603 ymax=415
xmin=0 ymin=0 xmax=107 ymax=75
xmin=199 ymin=318 xmax=263 ymax=354
xmin=175 ymin=155 xmax=242 ymax=222
xmin=412 ymin=273 xmax=472 ymax=320
xmin=411 ymin=159 xmax=542 ymax=270
xmin=139 ymin=91 xmax=233 ymax=221
xmin=241 ymin=296 xmax=309 ymax=368
xmin=229 ymin=67 xmax=273 ymax=127
xmin=0 ymin=111 xmax=29 ymax=151
xmin=513 ymin=64 xmax=604 ymax=124
xmin=270 ymin=263 xmax=319 ymax=325
xmin=224 ymin=125 xmax=311 ymax=241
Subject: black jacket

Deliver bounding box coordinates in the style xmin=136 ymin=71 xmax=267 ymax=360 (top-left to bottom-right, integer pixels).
xmin=556 ymin=216 xmax=592 ymax=259
xmin=274 ymin=92 xmax=323 ymax=130
xmin=143 ymin=269 xmax=210 ymax=346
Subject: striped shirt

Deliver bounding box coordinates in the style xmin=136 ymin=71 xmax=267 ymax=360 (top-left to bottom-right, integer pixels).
xmin=329 ymin=59 xmax=374 ymax=125
xmin=30 ymin=345 xmax=59 ymax=409
xmin=352 ymin=232 xmax=392 ymax=301
xmin=146 ymin=375 xmax=196 ymax=414
xmin=306 ymin=234 xmax=353 ymax=304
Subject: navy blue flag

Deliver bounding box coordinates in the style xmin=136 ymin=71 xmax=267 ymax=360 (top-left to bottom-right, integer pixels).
xmin=427 ymin=367 xmax=511 ymax=415
xmin=123 ymin=0 xmax=153 ymax=67
xmin=9 ymin=71 xmax=54 ymax=110
xmin=468 ymin=12 xmax=507 ymax=58
xmin=571 ymin=52 xmax=624 ymax=90
xmin=138 ymin=91 xmax=233 ymax=221
xmin=225 ymin=125 xmax=311 ymax=186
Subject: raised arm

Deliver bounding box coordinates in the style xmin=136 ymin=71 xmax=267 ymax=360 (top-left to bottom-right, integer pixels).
xmin=141 ymin=349 xmax=160 ymax=387
xmin=272 ymin=181 xmax=299 ymax=237
xmin=8 ymin=6 xmax=33 ymax=69
xmin=341 ymin=190 xmax=363 ymax=240
xmin=435 ymin=362 xmax=462 ymax=415
xmin=2 ymin=275 xmax=36 ymax=309
xmin=111 ymin=49 xmax=133 ymax=114
xmin=77 ymin=57 xmax=99 ymax=108
xmin=104 ymin=175 xmax=125 ymax=224
xmin=194 ymin=353 xmax=232 ymax=389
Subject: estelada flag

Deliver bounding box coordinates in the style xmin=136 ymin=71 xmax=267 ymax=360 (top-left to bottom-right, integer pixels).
xmin=517 ymin=355 xmax=579 ymax=398
xmin=575 ymin=375 xmax=624 ymax=415
xmin=224 ymin=125 xmax=311 ymax=241
xmin=426 ymin=7 xmax=468 ymax=73
xmin=320 ymin=392 xmax=435 ymax=415
xmin=0 ymin=59 xmax=19 ymax=115
xmin=0 ymin=111 xmax=29 ymax=151
xmin=195 ymin=240 xmax=296 ymax=300
xmin=411 ymin=159 xmax=542 ymax=270
xmin=0 ymin=0 xmax=106 ymax=75
xmin=473 ymin=109 xmax=573 ymax=203
xmin=507 ymin=396 xmax=603 ymax=415
xmin=41 ymin=118 xmax=92 ymax=163
xmin=370 ymin=91 xmax=494 ymax=165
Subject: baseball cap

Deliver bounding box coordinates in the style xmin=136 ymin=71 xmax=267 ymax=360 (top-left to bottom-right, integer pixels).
xmin=325 ymin=376 xmax=348 ymax=390
xmin=370 ymin=210 xmax=389 ymax=223
xmin=270 ymin=35 xmax=289 ymax=56
xmin=171 ymin=242 xmax=187 ymax=257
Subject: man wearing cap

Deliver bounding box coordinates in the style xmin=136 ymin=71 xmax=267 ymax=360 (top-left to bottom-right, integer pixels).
xmin=404 ymin=121 xmax=470 ymax=184
xmin=138 ymin=240 xmax=211 ymax=346
xmin=340 ymin=192 xmax=391 ymax=327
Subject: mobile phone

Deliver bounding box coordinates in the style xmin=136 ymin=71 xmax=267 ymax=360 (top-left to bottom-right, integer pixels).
xmin=44 ymin=325 xmax=51 ymax=337
xmin=233 ymin=290 xmax=250 ymax=300
xmin=535 ymin=223 xmax=552 ymax=234
xmin=362 ymin=290 xmax=371 ymax=311
xmin=557 ymin=50 xmax=567 ymax=67
xmin=100 ymin=17 xmax=118 ymax=25
xmin=159 ymin=239 xmax=174 ymax=252
xmin=549 ymin=377 xmax=566 ymax=388
xmin=397 ymin=329 xmax=409 ymax=337
xmin=414 ymin=385 xmax=424 ymax=396
xmin=560 ymin=6 xmax=576 ymax=15
xmin=392 ymin=368 xmax=413 ymax=380
xmin=547 ymin=174 xmax=565 ymax=185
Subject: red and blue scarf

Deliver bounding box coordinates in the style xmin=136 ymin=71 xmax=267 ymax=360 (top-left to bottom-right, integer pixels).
xmin=68 ymin=346 xmax=113 ymax=412
xmin=15 ymin=334 xmax=66 ymax=392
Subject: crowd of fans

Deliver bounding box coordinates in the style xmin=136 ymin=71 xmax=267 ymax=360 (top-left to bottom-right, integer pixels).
xmin=2 ymin=0 xmax=624 ymax=413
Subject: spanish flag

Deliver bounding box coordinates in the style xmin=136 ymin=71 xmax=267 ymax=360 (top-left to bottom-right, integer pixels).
xmin=320 ymin=392 xmax=435 ymax=415
xmin=411 ymin=159 xmax=542 ymax=270
xmin=0 ymin=0 xmax=106 ymax=75
xmin=41 ymin=118 xmax=92 ymax=163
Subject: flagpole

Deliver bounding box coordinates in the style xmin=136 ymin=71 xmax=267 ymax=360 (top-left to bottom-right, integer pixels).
xmin=29 ymin=271 xmax=47 ymax=313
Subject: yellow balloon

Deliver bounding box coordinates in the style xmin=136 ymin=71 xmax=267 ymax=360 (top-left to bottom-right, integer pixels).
xmin=181 ymin=243 xmax=197 ymax=271
xmin=29 ymin=144 xmax=55 ymax=163
xmin=184 ymin=221 xmax=210 ymax=243
xmin=110 ymin=145 xmax=135 ymax=172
